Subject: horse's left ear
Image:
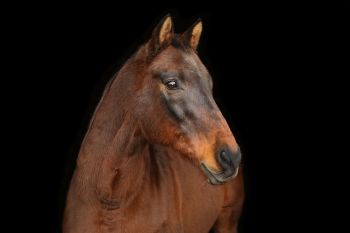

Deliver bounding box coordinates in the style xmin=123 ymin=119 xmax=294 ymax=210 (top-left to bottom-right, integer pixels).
xmin=148 ymin=14 xmax=174 ymax=57
xmin=182 ymin=19 xmax=203 ymax=50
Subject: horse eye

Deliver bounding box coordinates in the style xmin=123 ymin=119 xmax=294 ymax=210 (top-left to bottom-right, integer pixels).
xmin=165 ymin=80 xmax=178 ymax=90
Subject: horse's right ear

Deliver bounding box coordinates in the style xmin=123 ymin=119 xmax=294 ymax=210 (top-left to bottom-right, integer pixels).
xmin=148 ymin=14 xmax=174 ymax=57
xmin=182 ymin=19 xmax=202 ymax=50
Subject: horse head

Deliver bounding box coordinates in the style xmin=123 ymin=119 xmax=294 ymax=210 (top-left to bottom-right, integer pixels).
xmin=118 ymin=15 xmax=241 ymax=185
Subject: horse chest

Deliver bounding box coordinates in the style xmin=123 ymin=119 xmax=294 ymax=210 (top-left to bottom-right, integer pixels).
xmin=110 ymin=164 xmax=224 ymax=233
xmin=113 ymin=191 xmax=223 ymax=233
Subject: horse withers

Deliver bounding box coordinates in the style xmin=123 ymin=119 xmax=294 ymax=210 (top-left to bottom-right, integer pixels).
xmin=63 ymin=15 xmax=244 ymax=233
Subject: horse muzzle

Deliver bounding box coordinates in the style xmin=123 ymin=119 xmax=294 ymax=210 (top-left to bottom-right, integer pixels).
xmin=200 ymin=147 xmax=241 ymax=185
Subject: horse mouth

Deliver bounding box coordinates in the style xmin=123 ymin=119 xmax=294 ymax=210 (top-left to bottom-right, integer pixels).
xmin=200 ymin=162 xmax=239 ymax=185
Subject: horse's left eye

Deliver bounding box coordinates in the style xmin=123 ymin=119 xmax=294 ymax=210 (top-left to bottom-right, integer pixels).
xmin=165 ymin=80 xmax=178 ymax=90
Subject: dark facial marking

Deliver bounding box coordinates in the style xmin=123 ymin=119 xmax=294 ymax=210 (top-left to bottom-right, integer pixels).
xmin=160 ymin=92 xmax=184 ymax=122
xmin=198 ymin=87 xmax=215 ymax=111
xmin=183 ymin=103 xmax=196 ymax=121
xmin=188 ymin=71 xmax=215 ymax=111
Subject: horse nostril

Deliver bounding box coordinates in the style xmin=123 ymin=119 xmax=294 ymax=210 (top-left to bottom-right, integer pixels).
xmin=219 ymin=149 xmax=233 ymax=168
xmin=220 ymin=151 xmax=230 ymax=164
xmin=216 ymin=147 xmax=241 ymax=179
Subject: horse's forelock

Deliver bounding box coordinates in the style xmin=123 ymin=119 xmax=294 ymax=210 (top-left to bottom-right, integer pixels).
xmin=140 ymin=34 xmax=192 ymax=62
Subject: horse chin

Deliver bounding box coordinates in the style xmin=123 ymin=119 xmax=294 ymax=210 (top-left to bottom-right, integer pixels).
xmin=200 ymin=162 xmax=239 ymax=185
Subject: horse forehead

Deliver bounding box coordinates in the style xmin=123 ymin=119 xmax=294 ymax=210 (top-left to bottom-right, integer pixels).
xmin=151 ymin=47 xmax=206 ymax=74
xmin=182 ymin=51 xmax=208 ymax=74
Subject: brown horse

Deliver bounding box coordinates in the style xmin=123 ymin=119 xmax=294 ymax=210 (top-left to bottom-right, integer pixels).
xmin=63 ymin=15 xmax=244 ymax=233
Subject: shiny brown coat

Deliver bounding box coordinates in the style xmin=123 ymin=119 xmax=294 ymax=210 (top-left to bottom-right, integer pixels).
xmin=63 ymin=15 xmax=244 ymax=233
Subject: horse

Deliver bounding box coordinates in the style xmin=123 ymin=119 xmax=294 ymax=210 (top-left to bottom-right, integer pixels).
xmin=63 ymin=15 xmax=244 ymax=233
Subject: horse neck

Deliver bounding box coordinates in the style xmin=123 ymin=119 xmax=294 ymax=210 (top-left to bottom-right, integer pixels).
xmin=72 ymin=56 xmax=153 ymax=204
xmin=94 ymin=112 xmax=150 ymax=205
xmin=77 ymin=57 xmax=141 ymax=165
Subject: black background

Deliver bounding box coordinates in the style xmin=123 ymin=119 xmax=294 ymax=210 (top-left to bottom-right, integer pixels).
xmin=5 ymin=3 xmax=341 ymax=233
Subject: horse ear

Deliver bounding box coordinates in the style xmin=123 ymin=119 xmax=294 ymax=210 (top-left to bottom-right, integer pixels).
xmin=148 ymin=14 xmax=174 ymax=56
xmin=182 ymin=19 xmax=202 ymax=50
